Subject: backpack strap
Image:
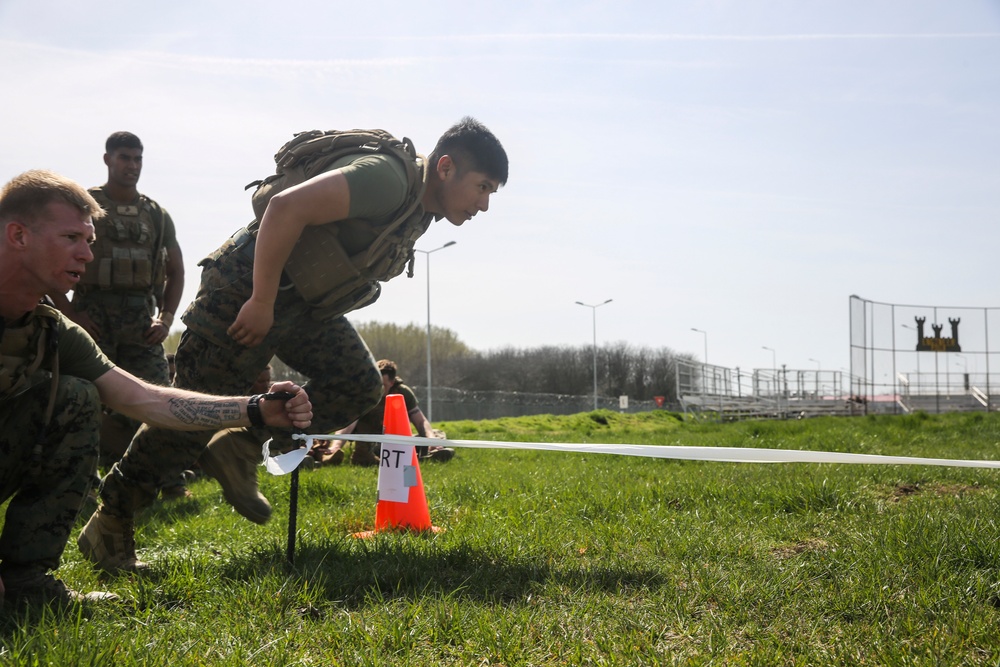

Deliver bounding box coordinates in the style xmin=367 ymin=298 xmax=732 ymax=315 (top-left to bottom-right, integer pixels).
xmin=31 ymin=308 xmax=60 ymax=464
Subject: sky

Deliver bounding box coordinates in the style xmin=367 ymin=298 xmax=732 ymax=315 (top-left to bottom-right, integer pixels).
xmin=1 ymin=0 xmax=998 ymax=380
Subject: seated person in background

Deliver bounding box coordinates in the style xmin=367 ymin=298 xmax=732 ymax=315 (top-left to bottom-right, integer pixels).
xmin=251 ymin=364 xmax=272 ymax=394
xmin=312 ymin=359 xmax=453 ymax=466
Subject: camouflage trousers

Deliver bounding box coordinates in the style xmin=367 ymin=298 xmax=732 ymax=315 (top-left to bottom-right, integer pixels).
xmin=100 ymin=251 xmax=383 ymax=518
xmin=0 ymin=377 xmax=100 ymax=573
xmin=73 ymin=294 xmax=169 ymax=465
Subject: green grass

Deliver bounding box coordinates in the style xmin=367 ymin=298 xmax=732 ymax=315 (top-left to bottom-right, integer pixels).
xmin=4 ymin=410 xmax=1000 ymax=664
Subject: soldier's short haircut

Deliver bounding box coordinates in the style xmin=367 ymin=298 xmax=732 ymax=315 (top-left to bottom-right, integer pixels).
xmin=0 ymin=169 xmax=105 ymax=226
xmin=428 ymin=117 xmax=508 ymax=186
xmin=106 ymin=131 xmax=143 ymax=154
xmin=377 ymin=359 xmax=398 ymax=380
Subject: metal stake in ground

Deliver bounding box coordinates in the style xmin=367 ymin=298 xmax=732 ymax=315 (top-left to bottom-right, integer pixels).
xmin=287 ymin=466 xmax=300 ymax=566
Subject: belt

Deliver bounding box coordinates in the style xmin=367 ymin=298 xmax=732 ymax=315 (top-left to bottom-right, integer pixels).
xmin=75 ymin=291 xmax=151 ymax=307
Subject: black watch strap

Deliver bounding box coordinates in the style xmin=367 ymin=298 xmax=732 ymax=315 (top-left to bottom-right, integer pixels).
xmin=247 ymin=394 xmax=266 ymax=428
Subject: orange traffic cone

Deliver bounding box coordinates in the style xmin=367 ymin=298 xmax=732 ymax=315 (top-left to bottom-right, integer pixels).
xmin=353 ymin=394 xmax=442 ymax=538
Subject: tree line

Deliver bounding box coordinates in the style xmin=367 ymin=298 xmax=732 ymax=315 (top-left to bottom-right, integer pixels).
xmin=345 ymin=321 xmax=690 ymax=403
xmin=167 ymin=321 xmax=693 ymax=403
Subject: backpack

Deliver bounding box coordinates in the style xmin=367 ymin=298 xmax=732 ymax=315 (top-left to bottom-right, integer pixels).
xmin=243 ymin=129 xmax=431 ymax=320
xmin=246 ymin=129 xmax=424 ymax=224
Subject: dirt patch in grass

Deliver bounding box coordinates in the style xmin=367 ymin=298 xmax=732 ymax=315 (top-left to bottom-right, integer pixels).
xmin=929 ymin=482 xmax=982 ymax=497
xmin=771 ymin=538 xmax=830 ymax=559
xmin=889 ymin=481 xmax=982 ymax=502
xmin=891 ymin=482 xmax=921 ymax=501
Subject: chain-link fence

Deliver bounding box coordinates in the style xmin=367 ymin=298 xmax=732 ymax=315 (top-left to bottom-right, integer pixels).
xmin=410 ymin=386 xmax=664 ymax=422
xmin=850 ymin=295 xmax=998 ymax=414
xmin=268 ymin=359 xmax=671 ymax=421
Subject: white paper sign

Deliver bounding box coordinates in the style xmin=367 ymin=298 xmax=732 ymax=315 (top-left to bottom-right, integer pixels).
xmin=376 ymin=444 xmax=416 ymax=503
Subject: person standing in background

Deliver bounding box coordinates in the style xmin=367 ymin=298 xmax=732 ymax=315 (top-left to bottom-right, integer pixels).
xmin=49 ymin=131 xmax=187 ymax=495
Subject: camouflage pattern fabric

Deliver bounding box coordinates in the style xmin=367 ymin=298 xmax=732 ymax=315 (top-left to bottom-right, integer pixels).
xmin=72 ymin=295 xmax=169 ymax=464
xmin=99 ymin=250 xmax=383 ymax=518
xmin=72 ymin=296 xmax=168 ymax=384
xmin=0 ymin=376 xmax=101 ymax=572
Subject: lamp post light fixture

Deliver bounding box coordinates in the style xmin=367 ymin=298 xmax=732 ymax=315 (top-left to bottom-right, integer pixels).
xmin=576 ymin=299 xmax=613 ymax=411
xmin=762 ymin=346 xmax=776 ymax=373
xmin=414 ymin=241 xmax=456 ymax=422
xmin=690 ymin=328 xmax=708 ymax=365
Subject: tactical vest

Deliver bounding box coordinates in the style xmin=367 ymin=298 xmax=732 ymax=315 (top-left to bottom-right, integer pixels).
xmin=0 ymin=304 xmax=59 ymax=402
xmin=79 ymin=187 xmax=168 ymax=294
xmin=244 ymin=129 xmax=432 ymax=321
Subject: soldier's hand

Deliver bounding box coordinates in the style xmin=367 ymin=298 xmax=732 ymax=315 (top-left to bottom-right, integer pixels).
xmin=260 ymin=381 xmax=312 ymax=429
xmin=144 ymin=320 xmax=169 ymax=345
xmin=227 ymin=298 xmax=274 ymax=348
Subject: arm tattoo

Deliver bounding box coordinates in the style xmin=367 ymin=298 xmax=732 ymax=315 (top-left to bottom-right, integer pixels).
xmin=168 ymin=397 xmax=242 ymax=427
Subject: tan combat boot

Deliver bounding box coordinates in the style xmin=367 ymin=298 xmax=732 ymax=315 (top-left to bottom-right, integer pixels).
xmin=199 ymin=428 xmax=272 ymax=525
xmin=77 ymin=508 xmax=149 ymax=574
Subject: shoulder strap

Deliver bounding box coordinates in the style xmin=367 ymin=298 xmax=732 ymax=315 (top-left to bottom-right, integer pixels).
xmin=31 ymin=303 xmax=61 ymax=462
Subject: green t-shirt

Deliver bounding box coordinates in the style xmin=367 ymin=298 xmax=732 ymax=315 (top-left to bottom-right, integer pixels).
xmin=332 ymin=153 xmax=409 ymax=221
xmin=355 ymin=380 xmax=420 ymax=434
xmin=159 ymin=207 xmax=178 ymax=248
xmin=51 ymin=312 xmax=116 ymax=381
xmin=324 ymin=154 xmax=411 ymax=255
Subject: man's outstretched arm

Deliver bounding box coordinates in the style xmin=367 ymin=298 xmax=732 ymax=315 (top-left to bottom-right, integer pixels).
xmin=93 ymin=367 xmax=313 ymax=431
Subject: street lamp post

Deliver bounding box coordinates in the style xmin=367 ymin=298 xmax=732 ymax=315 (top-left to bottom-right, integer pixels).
xmin=414 ymin=241 xmax=456 ymax=422
xmin=576 ymin=299 xmax=613 ymax=411
xmin=691 ymin=328 xmax=708 ymax=365
xmin=762 ymin=346 xmax=776 ymax=373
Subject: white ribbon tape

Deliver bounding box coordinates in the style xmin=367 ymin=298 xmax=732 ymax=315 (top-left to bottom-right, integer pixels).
xmin=262 ymin=436 xmax=316 ymax=475
xmin=289 ymin=432 xmax=1000 ymax=469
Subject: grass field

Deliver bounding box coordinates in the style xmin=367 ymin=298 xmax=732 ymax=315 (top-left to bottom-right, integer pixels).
xmin=3 ymin=409 xmax=1000 ymax=665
